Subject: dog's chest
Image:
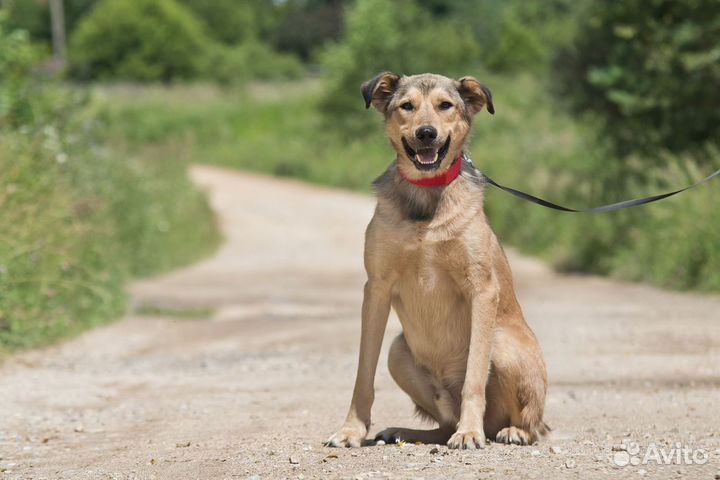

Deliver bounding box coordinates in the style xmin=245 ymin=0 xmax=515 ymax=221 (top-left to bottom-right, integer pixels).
xmin=390 ymin=233 xmax=472 ymax=365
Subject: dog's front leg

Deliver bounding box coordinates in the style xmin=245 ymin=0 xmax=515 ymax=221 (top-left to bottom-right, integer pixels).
xmin=326 ymin=281 xmax=391 ymax=447
xmin=447 ymin=274 xmax=499 ymax=450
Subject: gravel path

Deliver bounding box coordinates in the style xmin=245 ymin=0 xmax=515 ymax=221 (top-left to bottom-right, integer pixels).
xmin=1 ymin=165 xmax=719 ymax=480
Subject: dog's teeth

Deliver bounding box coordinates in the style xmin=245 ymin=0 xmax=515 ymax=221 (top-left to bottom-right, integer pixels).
xmin=415 ymin=152 xmax=439 ymax=164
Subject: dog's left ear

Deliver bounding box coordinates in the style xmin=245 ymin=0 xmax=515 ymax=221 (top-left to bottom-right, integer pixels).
xmin=457 ymin=76 xmax=495 ymax=116
xmin=361 ymin=71 xmax=400 ymax=112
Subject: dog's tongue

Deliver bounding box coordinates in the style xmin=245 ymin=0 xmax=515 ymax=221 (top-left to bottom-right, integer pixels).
xmin=415 ymin=149 xmax=438 ymax=165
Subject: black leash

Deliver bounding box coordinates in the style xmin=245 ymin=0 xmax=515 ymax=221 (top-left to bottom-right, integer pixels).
xmin=465 ymin=154 xmax=720 ymax=213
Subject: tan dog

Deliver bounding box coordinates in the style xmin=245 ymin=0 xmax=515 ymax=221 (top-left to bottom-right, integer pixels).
xmin=326 ymin=72 xmax=548 ymax=450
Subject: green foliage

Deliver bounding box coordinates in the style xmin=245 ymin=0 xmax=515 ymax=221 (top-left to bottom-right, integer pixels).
xmin=208 ymin=41 xmax=304 ymax=86
xmin=0 ymin=20 xmax=219 ymax=350
xmin=3 ymin=0 xmax=50 ymax=43
xmin=319 ymin=0 xmax=480 ymax=133
xmin=100 ymin=77 xmax=720 ymax=292
xmin=484 ymin=1 xmax=581 ymax=72
xmin=0 ymin=121 xmax=219 ymax=349
xmin=72 ymin=134 xmax=221 ymax=278
xmin=554 ymin=0 xmax=720 ymax=157
xmin=271 ymin=0 xmax=343 ymax=61
xmin=0 ymin=14 xmax=40 ymax=129
xmin=608 ymin=156 xmax=720 ymax=290
xmin=66 ymin=0 xmax=303 ymax=84
xmin=69 ymin=0 xmax=212 ymax=81
xmin=0 ymin=128 xmax=125 ymax=349
xmin=177 ymin=0 xmax=271 ymax=45
xmin=4 ymin=0 xmax=98 ymax=45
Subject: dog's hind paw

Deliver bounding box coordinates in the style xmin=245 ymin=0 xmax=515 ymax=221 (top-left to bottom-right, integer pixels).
xmin=496 ymin=426 xmax=530 ymax=445
xmin=373 ymin=427 xmax=405 ymax=445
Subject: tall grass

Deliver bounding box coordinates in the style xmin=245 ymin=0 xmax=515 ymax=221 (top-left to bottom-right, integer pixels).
xmin=98 ymin=76 xmax=720 ymax=291
xmin=0 ymin=106 xmax=220 ymax=350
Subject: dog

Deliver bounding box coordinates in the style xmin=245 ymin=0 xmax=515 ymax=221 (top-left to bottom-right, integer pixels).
xmin=326 ymin=72 xmax=548 ymax=450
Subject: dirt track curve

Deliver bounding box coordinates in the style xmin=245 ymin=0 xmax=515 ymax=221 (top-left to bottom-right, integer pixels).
xmin=1 ymin=165 xmax=719 ymax=480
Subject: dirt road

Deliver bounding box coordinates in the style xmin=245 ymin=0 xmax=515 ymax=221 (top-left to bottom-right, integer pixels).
xmin=1 ymin=165 xmax=719 ymax=480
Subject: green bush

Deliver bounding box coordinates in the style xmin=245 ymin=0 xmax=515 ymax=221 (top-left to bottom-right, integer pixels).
xmin=0 ymin=122 xmax=220 ymax=349
xmin=208 ymin=41 xmax=304 ymax=86
xmin=0 ymin=16 xmax=39 ymax=129
xmin=99 ymin=71 xmax=720 ymax=292
xmin=608 ymin=156 xmax=720 ymax=290
xmin=0 ymin=19 xmax=220 ymax=350
xmin=3 ymin=0 xmax=50 ymax=44
xmin=4 ymin=0 xmax=98 ymax=46
xmin=553 ymin=0 xmax=720 ymax=157
xmin=69 ymin=0 xmax=212 ymax=82
xmin=271 ymin=0 xmax=343 ymax=61
xmin=0 ymin=131 xmax=126 ymax=349
xmin=484 ymin=0 xmax=581 ymax=72
xmin=178 ymin=0 xmax=270 ymax=45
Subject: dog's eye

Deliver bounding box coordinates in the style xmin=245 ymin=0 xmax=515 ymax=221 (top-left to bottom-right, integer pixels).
xmin=400 ymin=102 xmax=414 ymax=111
xmin=438 ymin=101 xmax=453 ymax=111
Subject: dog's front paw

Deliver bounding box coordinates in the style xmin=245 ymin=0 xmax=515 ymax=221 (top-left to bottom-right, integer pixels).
xmin=325 ymin=423 xmax=367 ymax=448
xmin=447 ymin=429 xmax=486 ymax=450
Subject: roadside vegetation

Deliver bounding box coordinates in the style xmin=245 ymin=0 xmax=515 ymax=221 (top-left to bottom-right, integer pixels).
xmin=98 ymin=74 xmax=720 ymax=292
xmin=1 ymin=0 xmax=718 ymax=349
xmin=98 ymin=0 xmax=720 ymax=291
xmin=0 ymin=17 xmax=219 ymax=350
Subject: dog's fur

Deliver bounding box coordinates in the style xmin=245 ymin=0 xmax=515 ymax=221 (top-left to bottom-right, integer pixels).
xmin=326 ymin=72 xmax=548 ymax=450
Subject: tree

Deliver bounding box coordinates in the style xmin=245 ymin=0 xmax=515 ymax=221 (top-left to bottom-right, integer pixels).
xmin=553 ymin=0 xmax=720 ymax=158
xmin=48 ymin=0 xmax=66 ymax=63
xmin=271 ymin=0 xmax=343 ymax=61
xmin=177 ymin=0 xmax=273 ymax=45
xmin=4 ymin=0 xmax=97 ymax=46
xmin=68 ymin=0 xmax=211 ymax=82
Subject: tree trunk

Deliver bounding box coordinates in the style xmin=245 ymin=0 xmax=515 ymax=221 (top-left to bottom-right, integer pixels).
xmin=49 ymin=0 xmax=67 ymax=63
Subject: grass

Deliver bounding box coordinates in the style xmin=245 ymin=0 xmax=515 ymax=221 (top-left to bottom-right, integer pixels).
xmin=96 ymin=76 xmax=720 ymax=292
xmin=94 ymin=80 xmax=392 ymax=190
xmin=0 ymin=97 xmax=221 ymax=350
xmin=134 ymin=304 xmax=214 ymax=320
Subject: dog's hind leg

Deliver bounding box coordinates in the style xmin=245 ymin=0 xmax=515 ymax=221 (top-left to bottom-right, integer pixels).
xmin=374 ymin=334 xmax=456 ymax=445
xmin=487 ymin=326 xmax=548 ymax=445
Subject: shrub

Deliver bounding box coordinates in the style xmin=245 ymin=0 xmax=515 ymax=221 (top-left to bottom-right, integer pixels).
xmin=0 ymin=15 xmax=39 ymax=129
xmin=0 ymin=120 xmax=220 ymax=349
xmin=483 ymin=0 xmax=581 ymax=72
xmin=177 ymin=0 xmax=268 ymax=45
xmin=3 ymin=0 xmax=50 ymax=44
xmin=69 ymin=0 xmax=212 ymax=82
xmin=271 ymin=0 xmax=343 ymax=61
xmin=553 ymin=0 xmax=720 ymax=157
xmin=0 ymin=19 xmax=220 ymax=350
xmin=607 ymin=155 xmax=720 ymax=290
xmin=208 ymin=42 xmax=304 ymax=86
xmin=0 ymin=131 xmax=127 ymax=349
xmin=4 ymin=0 xmax=98 ymax=46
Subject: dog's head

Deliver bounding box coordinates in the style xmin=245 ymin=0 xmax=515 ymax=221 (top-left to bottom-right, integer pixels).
xmin=361 ymin=72 xmax=494 ymax=178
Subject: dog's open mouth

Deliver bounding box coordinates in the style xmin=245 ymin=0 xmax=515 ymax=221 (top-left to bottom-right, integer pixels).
xmin=402 ymin=136 xmax=451 ymax=171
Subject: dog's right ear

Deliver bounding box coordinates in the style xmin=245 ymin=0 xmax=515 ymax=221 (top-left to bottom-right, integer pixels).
xmin=361 ymin=72 xmax=400 ymax=112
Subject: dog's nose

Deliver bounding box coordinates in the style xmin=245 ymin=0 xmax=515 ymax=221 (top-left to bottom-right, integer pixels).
xmin=415 ymin=126 xmax=437 ymax=143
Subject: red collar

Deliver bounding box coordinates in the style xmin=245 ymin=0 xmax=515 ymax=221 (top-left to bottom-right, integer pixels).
xmin=398 ymin=153 xmax=463 ymax=188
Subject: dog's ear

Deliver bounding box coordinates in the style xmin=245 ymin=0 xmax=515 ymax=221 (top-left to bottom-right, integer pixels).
xmin=457 ymin=76 xmax=495 ymax=116
xmin=361 ymin=72 xmax=400 ymax=112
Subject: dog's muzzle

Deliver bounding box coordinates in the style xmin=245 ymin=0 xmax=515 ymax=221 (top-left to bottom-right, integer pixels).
xmin=402 ymin=136 xmax=451 ymax=171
